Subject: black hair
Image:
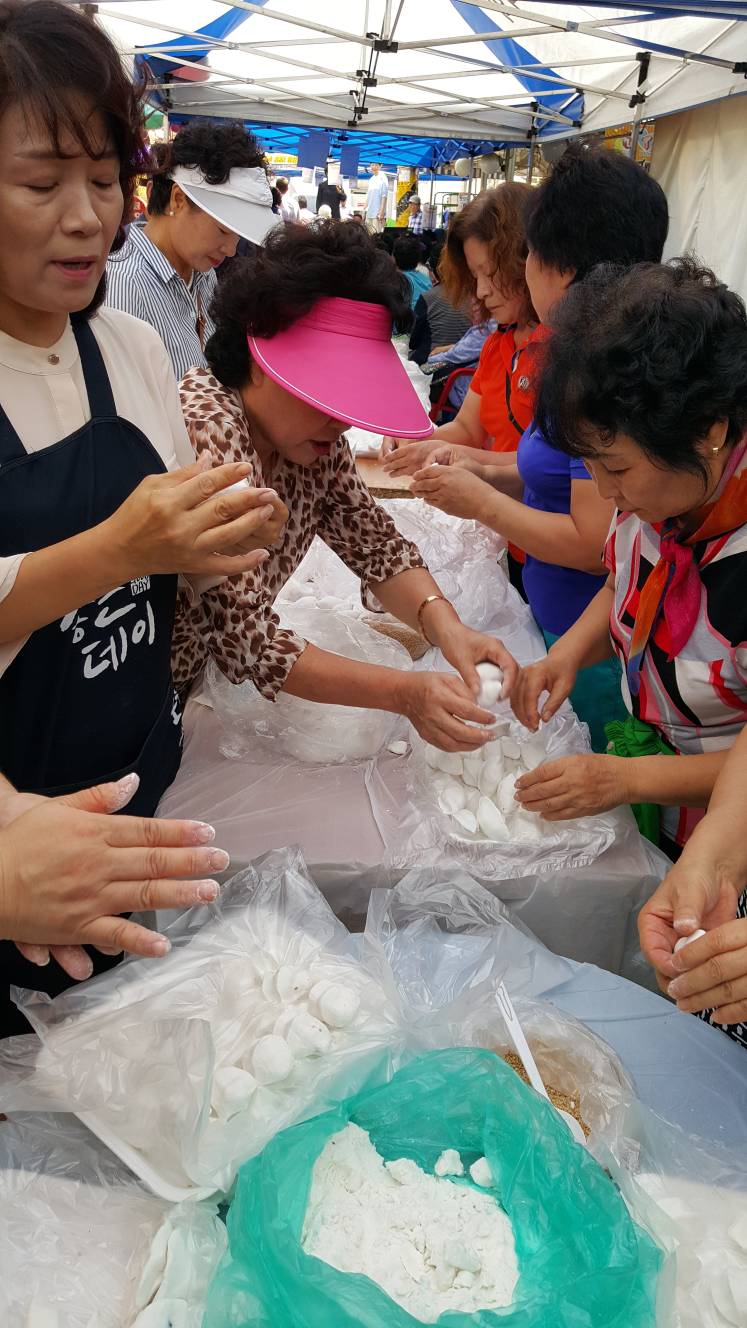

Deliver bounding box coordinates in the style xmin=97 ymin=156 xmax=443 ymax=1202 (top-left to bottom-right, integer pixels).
xmin=0 ymin=0 xmax=148 ymax=317
xmin=535 ymin=258 xmax=747 ymax=480
xmin=393 ymin=235 xmax=423 ymax=272
xmin=148 ymin=121 xmax=267 ymax=216
xmin=270 ymin=185 xmax=281 ymax=214
xmin=206 ymin=220 xmax=412 ymax=388
xmin=524 ymin=144 xmax=669 ymax=282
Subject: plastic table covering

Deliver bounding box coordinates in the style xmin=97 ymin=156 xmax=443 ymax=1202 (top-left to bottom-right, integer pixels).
xmin=158 ymin=692 xmax=664 ymax=977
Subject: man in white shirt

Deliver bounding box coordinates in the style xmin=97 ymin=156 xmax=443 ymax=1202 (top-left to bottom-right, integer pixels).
xmin=296 ymin=195 xmax=315 ymax=226
xmin=276 ymin=177 xmax=298 ymax=223
xmin=365 ymin=163 xmax=389 ymax=234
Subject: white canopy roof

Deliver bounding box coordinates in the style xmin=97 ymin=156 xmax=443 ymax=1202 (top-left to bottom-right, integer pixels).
xmin=98 ymin=1 xmax=747 ymax=150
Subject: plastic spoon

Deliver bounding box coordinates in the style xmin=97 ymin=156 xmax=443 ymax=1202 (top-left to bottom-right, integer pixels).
xmin=496 ymin=982 xmax=587 ymax=1146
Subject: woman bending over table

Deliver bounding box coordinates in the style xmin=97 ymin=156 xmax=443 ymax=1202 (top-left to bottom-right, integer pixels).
xmin=511 ymin=259 xmax=747 ymax=867
xmin=639 ymin=726 xmax=747 ymax=1046
xmin=408 ymin=149 xmax=669 ymax=752
xmin=173 ymin=221 xmax=517 ymax=750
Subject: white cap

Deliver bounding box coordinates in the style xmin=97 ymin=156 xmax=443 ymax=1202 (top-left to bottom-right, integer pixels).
xmin=171 ymin=165 xmax=278 ymax=245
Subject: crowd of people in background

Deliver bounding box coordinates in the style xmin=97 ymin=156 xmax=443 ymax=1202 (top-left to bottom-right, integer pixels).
xmin=1 ymin=0 xmax=747 ymax=1052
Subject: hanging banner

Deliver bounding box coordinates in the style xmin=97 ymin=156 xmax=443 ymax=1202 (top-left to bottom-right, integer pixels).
xmin=395 ymin=166 xmax=417 ymax=227
xmin=297 ymin=130 xmax=330 ymax=170
xmin=339 ymin=143 xmax=361 ymax=180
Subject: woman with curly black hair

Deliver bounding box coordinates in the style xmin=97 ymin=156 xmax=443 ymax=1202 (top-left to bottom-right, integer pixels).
xmin=511 ymin=261 xmax=747 ymax=881
xmin=172 ymin=220 xmax=519 ymax=746
xmin=106 ymin=121 xmax=276 ymax=378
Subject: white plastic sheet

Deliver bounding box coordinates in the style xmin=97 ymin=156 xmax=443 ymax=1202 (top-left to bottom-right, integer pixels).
xmin=0 ymin=1113 xmax=169 ymax=1328
xmin=3 ymin=850 xmax=404 ymax=1201
xmin=205 ymin=598 xmax=410 ymax=765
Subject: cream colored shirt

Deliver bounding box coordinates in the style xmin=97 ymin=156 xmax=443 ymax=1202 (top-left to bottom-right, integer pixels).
xmin=0 ymin=307 xmax=197 ymax=679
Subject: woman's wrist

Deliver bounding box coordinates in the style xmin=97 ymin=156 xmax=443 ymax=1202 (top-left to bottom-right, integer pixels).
xmin=419 ymin=597 xmax=460 ymax=649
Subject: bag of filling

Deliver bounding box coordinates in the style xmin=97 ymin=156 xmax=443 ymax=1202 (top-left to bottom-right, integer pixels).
xmin=203 ymin=1048 xmax=662 ymax=1328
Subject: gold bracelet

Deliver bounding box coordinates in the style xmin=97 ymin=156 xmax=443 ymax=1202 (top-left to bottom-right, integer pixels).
xmin=417 ymin=593 xmax=450 ymax=646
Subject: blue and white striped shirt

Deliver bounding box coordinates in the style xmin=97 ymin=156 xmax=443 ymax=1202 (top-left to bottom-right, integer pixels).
xmin=105 ymin=225 xmax=217 ymax=381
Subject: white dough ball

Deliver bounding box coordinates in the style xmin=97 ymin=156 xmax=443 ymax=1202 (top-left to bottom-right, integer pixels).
xmin=469 ymin=1156 xmax=494 ymax=1188
xmin=434 ymin=1148 xmax=464 ymax=1177
xmin=286 ymin=1011 xmax=333 ymax=1057
xmin=478 ymin=756 xmax=503 ymax=798
xmin=673 ymin=929 xmax=706 ymax=953
xmin=436 ymin=751 xmax=464 ymax=777
xmin=275 ymin=965 xmax=313 ymax=1003
xmin=476 ymin=662 xmax=503 ymax=684
xmin=477 ymin=796 xmax=510 ymax=841
xmin=496 ymin=773 xmax=518 ymax=816
xmin=439 ymin=783 xmax=468 ymax=814
xmin=511 ymin=809 xmax=543 ymax=841
xmin=462 ymin=755 xmax=482 ymax=788
xmin=211 ymin=1066 xmax=257 ymax=1121
xmin=520 ymin=737 xmax=546 ymax=770
xmin=424 ymin=744 xmax=442 ymax=768
xmin=251 ymin=1034 xmax=295 ymax=1085
xmin=388 ymin=740 xmax=409 ymax=756
xmin=464 ymin=788 xmax=480 ymax=815
xmin=500 ymin=735 xmax=521 ymax=761
xmin=452 ymin=808 xmax=478 ymax=835
xmin=310 ymin=982 xmax=361 ymax=1029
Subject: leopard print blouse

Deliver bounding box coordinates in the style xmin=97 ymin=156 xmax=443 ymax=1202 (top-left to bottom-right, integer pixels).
xmin=172 ymin=367 xmax=425 ymax=699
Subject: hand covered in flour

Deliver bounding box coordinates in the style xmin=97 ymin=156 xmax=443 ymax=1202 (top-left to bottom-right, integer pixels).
xmin=639 ymin=843 xmax=747 ymax=1023
xmin=380 ymin=437 xmax=437 ymax=475
xmin=510 ymin=652 xmax=579 ymax=732
xmin=398 ymin=672 xmax=497 ymax=752
xmin=106 ymin=456 xmax=288 ymax=579
xmin=435 ymin=622 xmax=517 ymax=703
xmin=411 ymin=464 xmax=493 ymax=521
xmin=0 ymin=775 xmax=228 ymax=979
xmin=514 ymin=753 xmax=629 ymax=820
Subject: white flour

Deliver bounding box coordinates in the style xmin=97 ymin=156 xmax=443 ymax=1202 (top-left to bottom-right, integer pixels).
xmin=301 ymin=1124 xmax=519 ymax=1322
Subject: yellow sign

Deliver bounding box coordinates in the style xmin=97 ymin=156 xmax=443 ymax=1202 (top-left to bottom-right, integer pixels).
xmin=603 ymin=122 xmax=655 ymax=168
xmin=395 ymin=167 xmax=417 ymax=228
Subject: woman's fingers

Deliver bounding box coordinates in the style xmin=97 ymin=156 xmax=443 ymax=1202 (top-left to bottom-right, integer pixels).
xmin=107 ymin=875 xmax=221 ymax=916
xmin=511 ymin=668 xmax=550 ymax=731
xmin=102 ymin=842 xmax=229 ymax=885
xmin=82 ymin=915 xmax=172 ymax=959
xmin=104 ymin=814 xmax=219 ymax=850
xmin=541 ymin=672 xmax=572 ymax=723
xmin=47 ymin=945 xmax=94 ymax=980
xmin=198 ymin=503 xmax=282 ymax=553
xmin=666 ymin=921 xmax=747 ymax=1009
xmin=15 ymin=941 xmax=50 ymax=966
xmin=172 ymin=461 xmax=254 ymax=511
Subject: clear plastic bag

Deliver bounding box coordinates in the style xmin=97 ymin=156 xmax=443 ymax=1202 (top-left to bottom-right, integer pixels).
xmin=202 ymin=1048 xmax=662 ymax=1328
xmin=205 ymin=597 xmax=411 ymax=765
xmin=368 ymin=700 xmax=620 ymax=882
xmin=2 ymin=849 xmax=404 ymax=1201
xmin=0 ymin=1112 xmax=170 ymax=1327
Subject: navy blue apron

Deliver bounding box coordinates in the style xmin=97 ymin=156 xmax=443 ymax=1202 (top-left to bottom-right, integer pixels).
xmin=0 ymin=318 xmax=183 ymax=1036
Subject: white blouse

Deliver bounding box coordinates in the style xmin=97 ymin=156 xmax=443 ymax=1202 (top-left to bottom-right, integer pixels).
xmin=0 ymin=307 xmax=197 ymax=679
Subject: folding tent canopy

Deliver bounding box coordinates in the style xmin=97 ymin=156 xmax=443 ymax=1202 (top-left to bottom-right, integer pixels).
xmin=94 ymin=0 xmax=747 ymax=159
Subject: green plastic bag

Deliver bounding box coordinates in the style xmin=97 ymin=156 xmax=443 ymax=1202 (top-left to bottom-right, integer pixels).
xmin=203 ymin=1048 xmax=661 ymax=1327
xmin=604 ymin=715 xmax=674 ymax=847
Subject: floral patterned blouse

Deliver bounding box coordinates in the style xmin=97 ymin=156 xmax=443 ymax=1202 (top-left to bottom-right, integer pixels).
xmin=172 ymin=367 xmax=424 ymax=699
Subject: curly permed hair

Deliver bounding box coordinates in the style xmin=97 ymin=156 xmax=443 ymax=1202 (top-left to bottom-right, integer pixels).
xmin=148 ymin=121 xmax=268 ymax=215
xmin=534 ymin=258 xmax=747 ymax=480
xmin=206 ymin=220 xmax=413 ymax=388
xmin=439 ymin=183 xmax=536 ymax=323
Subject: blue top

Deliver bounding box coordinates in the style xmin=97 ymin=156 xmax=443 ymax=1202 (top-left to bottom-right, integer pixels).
xmin=404 ymin=269 xmax=432 ymax=309
xmin=518 ymin=422 xmax=608 ymax=636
